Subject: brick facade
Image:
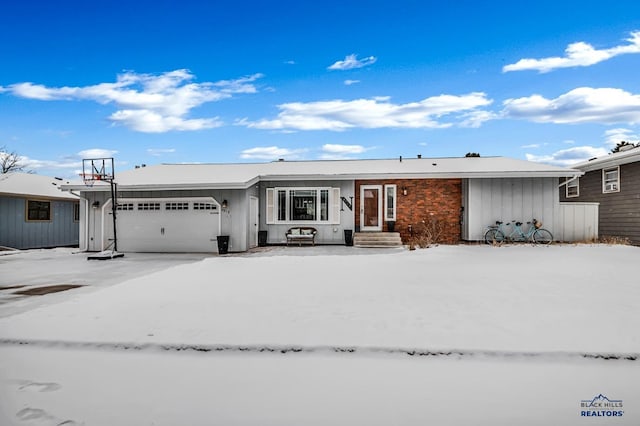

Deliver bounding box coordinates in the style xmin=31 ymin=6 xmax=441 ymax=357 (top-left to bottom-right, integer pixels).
xmin=355 ymin=179 xmax=462 ymax=244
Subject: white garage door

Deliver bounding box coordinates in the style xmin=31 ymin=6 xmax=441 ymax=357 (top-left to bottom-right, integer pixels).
xmin=115 ymin=198 xmax=220 ymax=253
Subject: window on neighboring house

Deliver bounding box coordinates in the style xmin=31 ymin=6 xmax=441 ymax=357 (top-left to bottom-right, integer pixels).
xmin=566 ymin=179 xmax=579 ymax=198
xmin=384 ymin=185 xmax=397 ymax=220
xmin=74 ymin=203 xmax=80 ymax=221
xmin=603 ymin=167 xmax=620 ymax=193
xmin=27 ymin=200 xmax=51 ymax=221
xmin=266 ymin=187 xmax=339 ymax=224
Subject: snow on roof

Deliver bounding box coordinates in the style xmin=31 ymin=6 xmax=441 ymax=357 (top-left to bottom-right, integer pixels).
xmin=572 ymin=146 xmax=640 ymax=171
xmin=0 ymin=173 xmax=80 ymax=200
xmin=62 ymin=156 xmax=580 ymax=191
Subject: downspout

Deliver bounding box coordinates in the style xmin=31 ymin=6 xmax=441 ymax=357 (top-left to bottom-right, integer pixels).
xmin=100 ymin=199 xmax=113 ymax=251
xmin=69 ymin=190 xmax=89 ymax=252
xmin=558 ymin=173 xmax=581 ymax=188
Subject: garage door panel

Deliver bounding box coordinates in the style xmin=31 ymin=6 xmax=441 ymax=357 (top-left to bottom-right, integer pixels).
xmin=115 ymin=198 xmax=220 ymax=253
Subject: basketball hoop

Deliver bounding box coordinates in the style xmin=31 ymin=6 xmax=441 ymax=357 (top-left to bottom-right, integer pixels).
xmin=80 ymin=158 xmax=114 ymax=187
xmin=80 ymin=173 xmax=101 ymax=187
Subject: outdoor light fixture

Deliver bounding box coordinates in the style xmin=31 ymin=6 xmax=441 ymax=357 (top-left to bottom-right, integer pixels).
xmin=92 ymin=201 xmax=100 ymax=208
xmin=222 ymin=200 xmax=228 ymax=208
xmin=402 ymin=187 xmax=407 ymax=196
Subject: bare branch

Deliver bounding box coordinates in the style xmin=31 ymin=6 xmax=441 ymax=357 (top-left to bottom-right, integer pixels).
xmin=0 ymin=146 xmax=27 ymax=174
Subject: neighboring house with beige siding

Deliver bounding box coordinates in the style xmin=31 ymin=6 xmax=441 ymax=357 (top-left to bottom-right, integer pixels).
xmin=560 ymin=147 xmax=640 ymax=245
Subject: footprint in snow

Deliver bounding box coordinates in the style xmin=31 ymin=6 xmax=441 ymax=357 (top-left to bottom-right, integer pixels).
xmin=16 ymin=407 xmax=80 ymax=425
xmin=18 ymin=381 xmax=62 ymax=392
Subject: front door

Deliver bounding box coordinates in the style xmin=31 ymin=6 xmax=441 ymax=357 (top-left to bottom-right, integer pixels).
xmin=360 ymin=185 xmax=382 ymax=231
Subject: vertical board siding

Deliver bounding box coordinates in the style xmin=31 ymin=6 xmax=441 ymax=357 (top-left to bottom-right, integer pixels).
xmin=465 ymin=177 xmax=559 ymax=241
xmin=0 ymin=196 xmax=79 ymax=249
xmin=555 ymin=203 xmax=599 ymax=242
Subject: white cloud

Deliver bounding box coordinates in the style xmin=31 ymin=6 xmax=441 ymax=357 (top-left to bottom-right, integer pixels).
xmin=147 ymin=148 xmax=176 ymax=156
xmin=77 ymin=148 xmax=118 ymax=159
xmin=328 ymin=54 xmax=377 ymax=71
xmin=322 ymin=144 xmax=368 ymax=154
xmin=213 ymin=73 xmax=263 ymax=94
xmin=603 ymin=128 xmax=640 ymax=146
xmin=239 ymin=93 xmax=493 ymax=131
xmin=20 ymin=156 xmax=82 ymax=171
xmin=503 ymin=31 xmax=640 ymax=73
xmin=240 ymin=146 xmax=307 ymax=160
xmin=459 ymin=110 xmax=498 ymax=128
xmin=502 ymin=87 xmax=640 ymax=124
xmin=520 ymin=144 xmax=540 ymax=149
xmin=563 ymin=140 xmax=576 ymax=144
xmin=4 ymin=70 xmax=262 ymax=133
xmin=344 ymin=80 xmax=360 ymax=86
xmin=525 ymin=146 xmax=608 ymax=167
xmin=110 ymin=110 xmax=223 ymax=133
xmin=320 ymin=144 xmax=372 ymax=160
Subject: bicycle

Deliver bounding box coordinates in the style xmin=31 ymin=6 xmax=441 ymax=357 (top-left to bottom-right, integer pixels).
xmin=484 ymin=219 xmax=553 ymax=245
xmin=484 ymin=220 xmax=508 ymax=244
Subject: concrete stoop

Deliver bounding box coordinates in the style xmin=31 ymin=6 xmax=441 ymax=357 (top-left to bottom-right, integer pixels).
xmin=353 ymin=232 xmax=403 ymax=248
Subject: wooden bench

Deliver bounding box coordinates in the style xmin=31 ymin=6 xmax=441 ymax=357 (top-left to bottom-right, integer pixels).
xmin=286 ymin=227 xmax=317 ymax=246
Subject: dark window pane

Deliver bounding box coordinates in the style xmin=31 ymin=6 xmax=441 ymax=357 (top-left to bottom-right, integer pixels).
xmin=278 ymin=190 xmax=287 ymax=221
xmin=27 ymin=200 xmax=50 ymax=221
xmin=290 ymin=190 xmax=316 ymax=221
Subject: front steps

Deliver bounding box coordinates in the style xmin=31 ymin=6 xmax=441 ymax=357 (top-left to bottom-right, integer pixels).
xmin=353 ymin=232 xmax=403 ymax=248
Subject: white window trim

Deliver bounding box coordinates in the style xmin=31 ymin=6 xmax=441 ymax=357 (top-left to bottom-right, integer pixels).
xmin=565 ymin=178 xmax=579 ymax=198
xmin=602 ymin=166 xmax=620 ymax=193
xmin=384 ymin=184 xmax=397 ymax=221
xmin=268 ymin=187 xmax=339 ymax=224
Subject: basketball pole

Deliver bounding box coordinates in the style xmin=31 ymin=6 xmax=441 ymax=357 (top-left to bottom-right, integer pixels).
xmin=84 ymin=157 xmax=124 ymax=260
xmin=110 ymin=179 xmax=118 ymax=252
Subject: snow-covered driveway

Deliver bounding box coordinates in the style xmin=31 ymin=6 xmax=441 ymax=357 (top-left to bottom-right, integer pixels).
xmin=0 ymin=244 xmax=638 ymax=425
xmin=1 ymin=244 xmax=638 ymax=354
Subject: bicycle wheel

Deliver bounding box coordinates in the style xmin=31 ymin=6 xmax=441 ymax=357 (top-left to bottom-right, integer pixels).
xmin=533 ymin=228 xmax=553 ymax=244
xmin=484 ymin=229 xmax=505 ymax=244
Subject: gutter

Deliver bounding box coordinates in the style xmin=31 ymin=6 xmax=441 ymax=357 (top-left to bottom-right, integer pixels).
xmin=60 ymin=171 xmax=582 ymax=192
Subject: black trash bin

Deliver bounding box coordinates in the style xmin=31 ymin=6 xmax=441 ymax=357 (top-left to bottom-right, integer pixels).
xmin=217 ymin=235 xmax=230 ymax=254
xmin=258 ymin=230 xmax=268 ymax=247
xmin=344 ymin=229 xmax=353 ymax=246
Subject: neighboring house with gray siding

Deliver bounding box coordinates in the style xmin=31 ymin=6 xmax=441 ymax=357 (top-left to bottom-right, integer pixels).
xmin=560 ymin=147 xmax=640 ymax=245
xmin=0 ymin=173 xmax=80 ymax=249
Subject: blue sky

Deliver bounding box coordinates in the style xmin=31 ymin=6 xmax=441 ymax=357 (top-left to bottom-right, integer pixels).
xmin=1 ymin=0 xmax=640 ymax=178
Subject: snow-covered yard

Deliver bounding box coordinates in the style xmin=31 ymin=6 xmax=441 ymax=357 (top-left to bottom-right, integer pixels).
xmin=0 ymin=244 xmax=638 ymax=425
